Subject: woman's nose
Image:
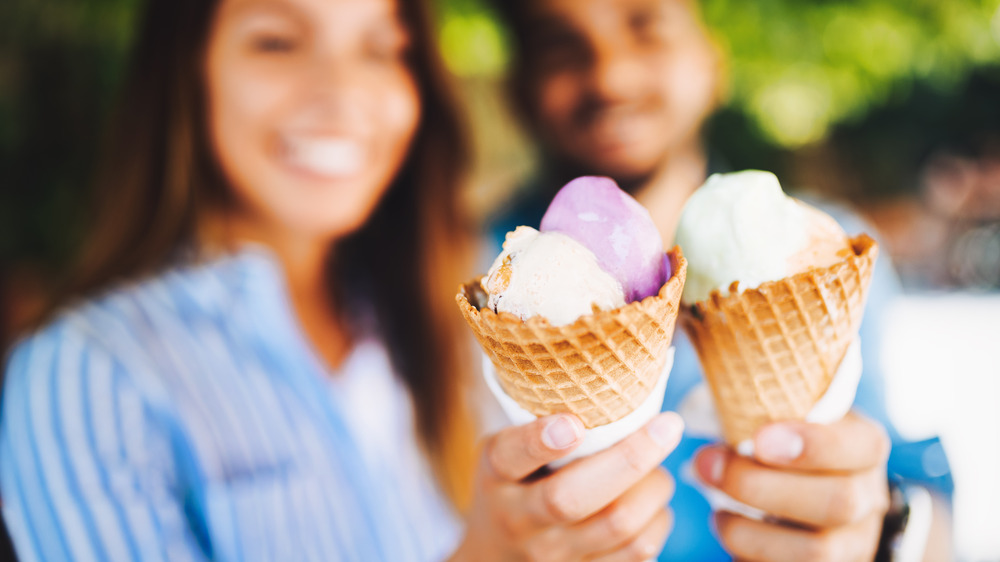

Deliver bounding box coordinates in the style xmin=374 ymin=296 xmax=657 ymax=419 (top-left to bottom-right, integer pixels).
xmin=300 ymin=53 xmax=368 ymax=123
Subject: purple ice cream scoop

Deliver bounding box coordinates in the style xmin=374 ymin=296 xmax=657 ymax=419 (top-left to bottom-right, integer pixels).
xmin=540 ymin=176 xmax=667 ymax=302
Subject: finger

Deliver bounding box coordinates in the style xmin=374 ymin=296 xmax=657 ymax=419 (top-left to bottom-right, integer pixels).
xmin=518 ymin=470 xmax=673 ymax=560
xmin=565 ymin=468 xmax=675 ymax=555
xmin=484 ymin=414 xmax=585 ymax=481
xmin=715 ymin=510 xmax=884 ymax=562
xmin=589 ymin=509 xmax=673 ymax=562
xmin=696 ymin=446 xmax=890 ymax=528
xmin=753 ymin=412 xmax=890 ymax=472
xmin=522 ymin=412 xmax=683 ymax=525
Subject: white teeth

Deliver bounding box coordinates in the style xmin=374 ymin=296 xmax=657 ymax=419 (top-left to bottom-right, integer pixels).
xmin=285 ymin=137 xmax=364 ymax=178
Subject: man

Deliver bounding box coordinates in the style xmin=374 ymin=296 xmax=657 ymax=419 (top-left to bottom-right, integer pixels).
xmin=487 ymin=0 xmax=953 ymax=559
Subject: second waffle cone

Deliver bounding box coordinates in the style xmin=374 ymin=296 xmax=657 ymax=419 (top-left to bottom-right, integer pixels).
xmin=680 ymin=235 xmax=878 ymax=445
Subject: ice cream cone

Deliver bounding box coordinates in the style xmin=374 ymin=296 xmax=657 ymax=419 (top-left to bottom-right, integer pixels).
xmin=680 ymin=235 xmax=879 ymax=445
xmin=457 ymin=249 xmax=687 ymax=428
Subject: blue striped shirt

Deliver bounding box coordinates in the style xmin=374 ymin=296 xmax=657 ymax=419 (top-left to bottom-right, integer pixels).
xmin=1 ymin=247 xmax=462 ymax=561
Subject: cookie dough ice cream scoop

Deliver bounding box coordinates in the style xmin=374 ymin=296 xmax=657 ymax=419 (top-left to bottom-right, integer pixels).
xmin=482 ymin=226 xmax=626 ymax=327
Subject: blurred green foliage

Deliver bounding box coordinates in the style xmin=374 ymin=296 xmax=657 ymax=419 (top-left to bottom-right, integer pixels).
xmin=439 ymin=0 xmax=1000 ymax=147
xmin=1 ymin=0 xmax=140 ymax=268
xmin=2 ymin=0 xmax=999 ymax=270
xmin=701 ymin=0 xmax=1000 ymax=147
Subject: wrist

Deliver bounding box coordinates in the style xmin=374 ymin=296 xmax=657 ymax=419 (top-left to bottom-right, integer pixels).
xmin=448 ymin=532 xmax=502 ymax=562
xmin=447 ymin=540 xmax=472 ymax=562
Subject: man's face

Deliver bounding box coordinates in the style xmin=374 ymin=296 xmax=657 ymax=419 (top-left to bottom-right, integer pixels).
xmin=516 ymin=0 xmax=720 ymax=183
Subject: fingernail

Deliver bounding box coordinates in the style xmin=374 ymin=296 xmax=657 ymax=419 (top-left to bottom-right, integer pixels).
xmin=542 ymin=416 xmax=581 ymax=449
xmin=647 ymin=412 xmax=683 ymax=448
xmin=756 ymin=424 xmax=804 ymax=462
xmin=696 ymin=446 xmax=726 ymax=485
xmin=707 ymin=511 xmax=720 ymax=538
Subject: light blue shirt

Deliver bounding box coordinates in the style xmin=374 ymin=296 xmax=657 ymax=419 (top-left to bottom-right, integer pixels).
xmin=1 ymin=248 xmax=462 ymax=561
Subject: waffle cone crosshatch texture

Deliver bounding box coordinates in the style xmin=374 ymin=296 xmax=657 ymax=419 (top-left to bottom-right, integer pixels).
xmin=457 ymin=249 xmax=688 ymax=428
xmin=680 ymin=234 xmax=879 ymax=445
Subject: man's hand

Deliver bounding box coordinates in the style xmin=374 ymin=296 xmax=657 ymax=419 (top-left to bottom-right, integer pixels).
xmin=694 ymin=412 xmax=891 ymax=562
xmin=452 ymin=411 xmax=684 ymax=562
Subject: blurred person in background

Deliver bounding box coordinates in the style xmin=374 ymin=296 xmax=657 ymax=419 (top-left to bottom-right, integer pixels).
xmin=0 ymin=0 xmax=691 ymax=560
xmin=488 ymin=0 xmax=954 ymax=559
xmin=920 ymin=138 xmax=1000 ymax=289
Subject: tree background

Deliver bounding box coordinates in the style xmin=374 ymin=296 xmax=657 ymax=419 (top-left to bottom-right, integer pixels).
xmin=2 ymin=0 xmax=999 ymax=295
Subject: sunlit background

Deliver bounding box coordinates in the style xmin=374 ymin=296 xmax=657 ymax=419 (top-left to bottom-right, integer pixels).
xmin=2 ymin=0 xmax=999 ymax=559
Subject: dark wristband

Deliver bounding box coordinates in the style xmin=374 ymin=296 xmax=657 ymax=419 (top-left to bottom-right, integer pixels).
xmin=875 ymin=479 xmax=934 ymax=562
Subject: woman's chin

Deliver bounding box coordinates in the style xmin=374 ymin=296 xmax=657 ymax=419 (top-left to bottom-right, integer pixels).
xmin=260 ymin=173 xmax=388 ymax=240
xmin=285 ymin=209 xmax=373 ymax=241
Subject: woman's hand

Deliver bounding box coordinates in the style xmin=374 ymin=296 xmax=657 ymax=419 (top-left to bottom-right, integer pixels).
xmin=694 ymin=412 xmax=892 ymax=562
xmin=452 ymin=411 xmax=684 ymax=562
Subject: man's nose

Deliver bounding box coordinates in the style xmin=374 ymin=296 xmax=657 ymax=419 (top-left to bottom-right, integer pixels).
xmin=584 ymin=39 xmax=646 ymax=104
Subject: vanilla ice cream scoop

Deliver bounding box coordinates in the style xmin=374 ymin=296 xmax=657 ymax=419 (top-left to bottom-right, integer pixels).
xmin=676 ymin=170 xmax=852 ymax=303
xmin=483 ymin=226 xmax=626 ymax=326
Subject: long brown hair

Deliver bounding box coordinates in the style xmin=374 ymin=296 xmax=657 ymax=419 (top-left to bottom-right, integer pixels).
xmin=63 ymin=0 xmax=477 ymax=508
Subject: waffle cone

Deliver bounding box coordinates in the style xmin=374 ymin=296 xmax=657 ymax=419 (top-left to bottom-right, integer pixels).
xmin=456 ymin=249 xmax=687 ymax=428
xmin=680 ymin=235 xmax=878 ymax=445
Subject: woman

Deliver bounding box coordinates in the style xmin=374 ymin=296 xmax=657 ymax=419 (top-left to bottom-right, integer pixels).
xmin=1 ymin=0 xmax=683 ymax=560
